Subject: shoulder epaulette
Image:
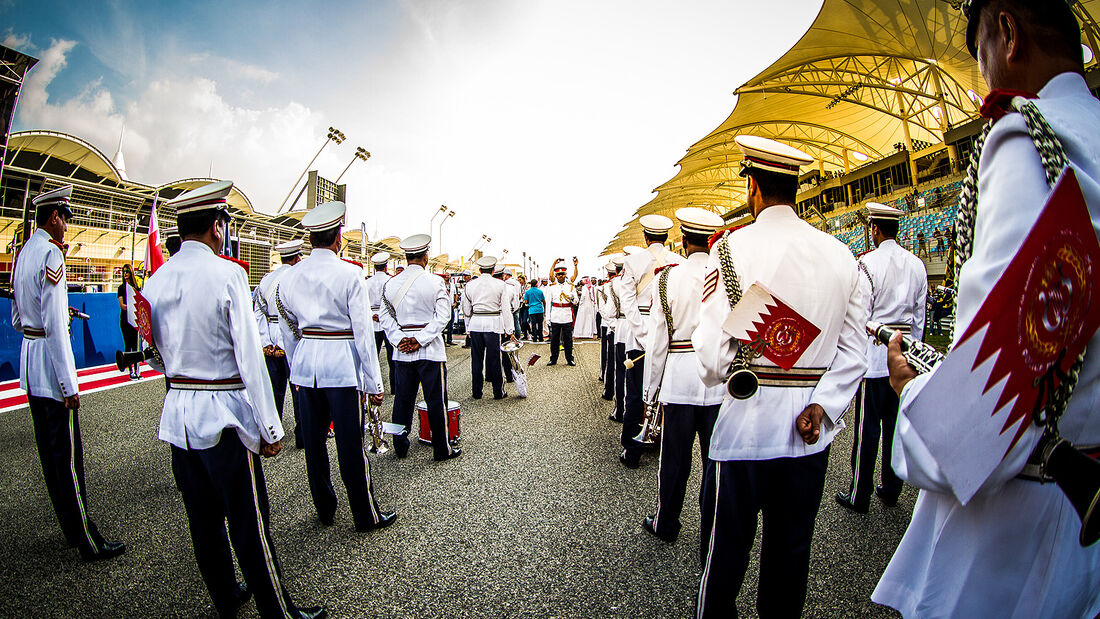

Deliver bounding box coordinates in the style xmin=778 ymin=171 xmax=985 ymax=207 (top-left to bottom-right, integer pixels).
xmin=48 ymin=238 xmax=66 ymax=252
xmin=707 ymin=224 xmax=748 ymax=249
xmin=342 ymin=258 xmax=364 ymax=269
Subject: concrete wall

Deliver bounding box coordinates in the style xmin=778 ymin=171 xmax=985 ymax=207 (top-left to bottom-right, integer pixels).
xmin=0 ymin=293 xmax=127 ymax=381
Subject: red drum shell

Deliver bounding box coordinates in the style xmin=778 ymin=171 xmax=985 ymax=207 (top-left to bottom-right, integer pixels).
xmin=417 ymin=400 xmax=461 ymax=445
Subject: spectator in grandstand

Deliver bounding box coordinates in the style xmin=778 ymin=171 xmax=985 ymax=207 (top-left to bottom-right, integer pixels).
xmin=928 ymin=287 xmax=952 ymax=337
xmin=916 ymin=231 xmax=929 ymax=259
xmin=874 ymin=0 xmax=1100 ymax=616
xmin=117 ymin=264 xmax=140 ymax=379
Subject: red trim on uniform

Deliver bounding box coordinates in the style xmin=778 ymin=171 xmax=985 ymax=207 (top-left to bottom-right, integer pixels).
xmin=551 ymin=302 xmax=571 ymax=308
xmin=168 ymin=376 xmax=243 ymax=386
xmin=342 ymin=258 xmax=364 ymax=268
xmin=707 ymin=225 xmax=749 ymax=249
xmin=744 ymin=155 xmax=800 ymax=172
xmin=219 ymin=255 xmax=250 ymax=273
xmin=48 ymin=239 xmax=65 ymax=251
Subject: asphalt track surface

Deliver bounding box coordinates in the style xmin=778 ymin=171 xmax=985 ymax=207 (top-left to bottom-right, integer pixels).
xmin=0 ymin=340 xmax=907 ymax=618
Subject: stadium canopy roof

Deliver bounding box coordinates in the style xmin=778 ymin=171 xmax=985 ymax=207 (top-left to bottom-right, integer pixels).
xmin=602 ymin=0 xmax=1100 ymax=255
xmin=6 ymin=130 xmax=261 ymax=220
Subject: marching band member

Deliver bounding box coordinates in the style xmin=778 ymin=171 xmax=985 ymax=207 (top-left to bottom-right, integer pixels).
xmin=693 ymin=136 xmax=866 ymax=617
xmin=144 ymin=181 xmax=324 ymax=618
xmin=378 ymin=234 xmax=460 ymax=461
xmin=366 ymin=252 xmax=396 ymax=391
xmin=276 ymin=201 xmax=395 ymax=533
xmin=13 ymin=185 xmax=125 ymax=562
xmin=461 ymin=256 xmax=512 ymax=399
xmin=608 ymin=257 xmax=627 ymax=421
xmin=875 ymin=2 xmax=1100 ymax=615
xmin=494 ymin=264 xmax=518 ymax=383
xmin=254 ymin=239 xmax=305 ymax=448
xmin=602 ymin=261 xmax=620 ymax=406
xmin=544 ymin=261 xmax=578 ymax=366
xmin=836 ymin=203 xmax=926 ymax=513
xmin=618 ymin=215 xmax=680 ymax=468
xmin=641 ymin=207 xmax=726 ymax=543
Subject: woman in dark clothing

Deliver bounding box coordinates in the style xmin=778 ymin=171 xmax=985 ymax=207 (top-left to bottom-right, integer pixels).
xmin=117 ymin=264 xmax=140 ymax=379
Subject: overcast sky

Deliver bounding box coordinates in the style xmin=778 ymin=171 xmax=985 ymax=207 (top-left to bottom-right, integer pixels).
xmin=5 ymin=0 xmax=820 ymax=275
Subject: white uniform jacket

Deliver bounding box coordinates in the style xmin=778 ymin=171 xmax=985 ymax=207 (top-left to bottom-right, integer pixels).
xmin=377 ymin=264 xmax=450 ymax=363
xmin=643 ymin=253 xmax=725 ymax=406
xmin=505 ymin=278 xmax=521 ymax=313
xmin=693 ymin=205 xmax=867 ymax=461
xmin=873 ymin=72 xmax=1100 ymax=619
xmin=461 ymin=274 xmax=512 ymax=335
xmin=544 ymin=281 xmax=577 ymax=324
xmin=11 ymin=229 xmax=78 ymax=401
xmin=365 ymin=271 xmax=392 ymax=334
xmin=859 ymin=239 xmax=927 ymax=378
xmin=143 ymin=241 xmax=283 ymax=454
xmin=276 ymin=248 xmax=384 ymax=394
xmin=253 ymin=264 xmax=292 ymax=350
xmin=618 ymin=243 xmax=681 ymax=351
xmin=598 ymin=279 xmax=618 ymax=332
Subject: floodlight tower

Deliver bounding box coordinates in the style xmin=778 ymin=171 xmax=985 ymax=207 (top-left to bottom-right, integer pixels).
xmin=278 ymin=126 xmax=345 ymax=214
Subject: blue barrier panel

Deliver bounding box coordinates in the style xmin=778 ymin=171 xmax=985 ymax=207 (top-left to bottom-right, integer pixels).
xmin=0 ymin=293 xmax=128 ymax=382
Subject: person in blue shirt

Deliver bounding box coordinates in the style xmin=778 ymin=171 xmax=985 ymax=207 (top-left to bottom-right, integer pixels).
xmin=524 ymin=281 xmax=545 ymax=342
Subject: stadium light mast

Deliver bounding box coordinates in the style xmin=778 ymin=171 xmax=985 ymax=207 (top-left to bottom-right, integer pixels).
xmin=335 ymin=146 xmax=370 ymax=183
xmin=437 ymin=210 xmax=455 ymax=257
xmin=277 ymin=126 xmax=345 ymax=214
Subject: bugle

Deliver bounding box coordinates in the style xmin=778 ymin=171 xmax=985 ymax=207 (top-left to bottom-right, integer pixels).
xmin=725 ymin=355 xmax=759 ymax=400
xmin=362 ymin=398 xmax=389 ymax=455
xmin=115 ymin=348 xmax=157 ymax=373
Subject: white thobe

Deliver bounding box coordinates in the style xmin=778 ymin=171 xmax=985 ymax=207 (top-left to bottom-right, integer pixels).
xmin=873 ymin=72 xmax=1100 ymax=619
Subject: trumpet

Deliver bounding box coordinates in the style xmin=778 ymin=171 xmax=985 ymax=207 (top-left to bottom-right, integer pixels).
xmin=362 ymin=398 xmax=389 ymax=455
xmin=634 ymin=395 xmax=663 ymax=445
xmin=866 ymin=321 xmax=943 ymax=373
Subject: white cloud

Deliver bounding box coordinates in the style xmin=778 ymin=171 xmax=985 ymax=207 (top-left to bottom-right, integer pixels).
xmin=2 ymin=29 xmax=31 ymax=50
xmin=17 ymin=39 xmax=331 ymax=216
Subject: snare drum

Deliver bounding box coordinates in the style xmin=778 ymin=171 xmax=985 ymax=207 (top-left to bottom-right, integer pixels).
xmin=417 ymin=400 xmax=461 ymax=445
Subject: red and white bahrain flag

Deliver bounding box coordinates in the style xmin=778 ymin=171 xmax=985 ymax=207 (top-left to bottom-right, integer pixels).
xmin=721 ymin=282 xmax=821 ymax=370
xmin=907 ymin=169 xmax=1100 ymax=504
xmin=144 ymin=200 xmax=166 ymax=275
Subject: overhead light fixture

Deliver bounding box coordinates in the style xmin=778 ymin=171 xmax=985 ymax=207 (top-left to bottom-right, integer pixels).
xmin=1085 ymin=44 xmax=1095 ymax=64
xmin=851 ymin=151 xmax=869 ymax=162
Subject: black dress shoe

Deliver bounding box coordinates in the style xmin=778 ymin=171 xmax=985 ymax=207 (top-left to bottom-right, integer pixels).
xmin=319 ymin=512 xmax=335 ymax=526
xmin=505 ymin=378 xmax=513 ymax=383
xmin=472 ymin=394 xmax=482 ymax=400
xmin=546 ymin=361 xmax=557 ymax=366
xmin=493 ymin=393 xmax=508 ymax=400
xmin=435 ymin=448 xmax=462 ymax=461
xmin=608 ymin=414 xmax=623 ymax=423
xmin=81 ymin=540 xmax=126 ymax=562
xmin=601 ymin=394 xmax=613 ymax=401
xmin=642 ymin=516 xmax=677 ymax=543
xmin=619 ymin=450 xmax=640 ymax=469
xmin=394 ymin=440 xmax=408 ymax=459
xmin=834 ymin=492 xmax=869 ymax=514
xmin=566 ymin=360 xmax=576 ymax=366
xmin=356 ymin=511 xmax=397 ymax=532
xmin=875 ymin=486 xmax=900 ymax=507
xmin=296 ymin=606 xmax=328 ymax=619
xmin=217 ymin=581 xmax=252 ymax=618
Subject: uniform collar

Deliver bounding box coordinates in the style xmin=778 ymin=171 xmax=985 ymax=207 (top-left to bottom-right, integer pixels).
xmin=754 ymin=204 xmax=797 ymax=223
xmin=180 ymin=240 xmax=215 ymax=255
xmin=404 ymin=264 xmax=425 ymax=273
xmin=688 ymin=251 xmax=708 ymax=264
xmin=311 ymin=248 xmax=337 ymax=259
xmin=878 ymin=239 xmax=899 ymax=250
xmin=1039 ymin=72 xmax=1088 ymax=100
